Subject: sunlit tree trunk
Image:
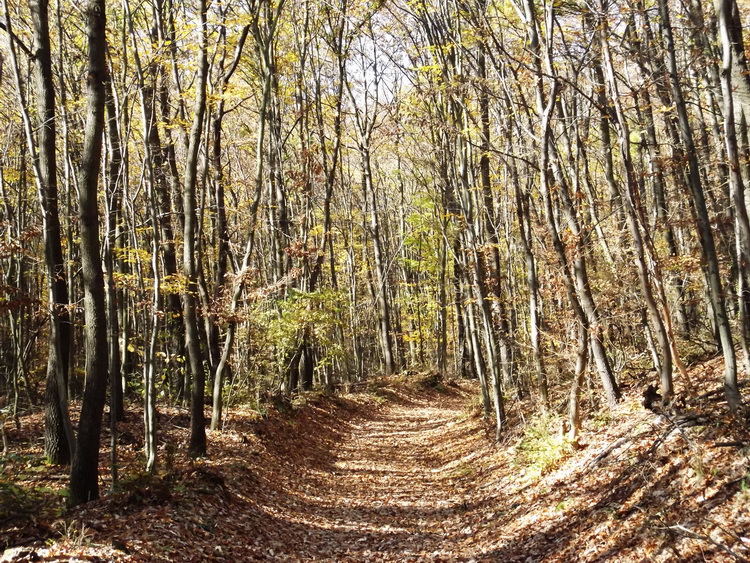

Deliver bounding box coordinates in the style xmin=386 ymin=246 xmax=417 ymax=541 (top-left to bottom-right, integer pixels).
xmin=151 ymin=0 xmax=187 ymax=401
xmin=568 ymin=320 xmax=588 ymax=443
xmin=511 ymin=150 xmax=546 ymax=409
xmin=347 ymin=29 xmax=396 ymax=376
xmin=103 ymin=72 xmax=124 ymax=486
xmin=124 ymin=0 xmax=164 ymax=473
xmin=210 ymin=0 xmax=277 ymax=429
xmin=4 ymin=0 xmax=76 ymax=464
xmin=600 ymin=8 xmax=673 ymax=402
xmin=184 ymin=0 xmax=209 ymax=457
xmin=207 ymin=22 xmax=250 ymax=428
xmin=522 ymin=0 xmax=619 ymax=406
xmin=658 ymin=0 xmax=738 ymax=410
xmin=717 ymin=0 xmax=749 ymax=403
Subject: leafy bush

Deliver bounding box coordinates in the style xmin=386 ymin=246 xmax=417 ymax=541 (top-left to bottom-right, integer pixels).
xmin=514 ymin=414 xmax=573 ymax=480
xmin=0 ymin=480 xmax=64 ymax=527
xmin=259 ymin=288 xmax=349 ymax=382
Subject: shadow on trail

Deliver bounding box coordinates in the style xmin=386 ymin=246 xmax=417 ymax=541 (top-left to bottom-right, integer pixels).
xmin=246 ymin=380 xmax=746 ymax=561
xmin=473 ymin=454 xmax=740 ymax=562
xmin=237 ymin=382 xmax=479 ymax=559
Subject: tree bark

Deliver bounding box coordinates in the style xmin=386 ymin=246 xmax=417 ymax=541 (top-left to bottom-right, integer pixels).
xmin=184 ymin=0 xmax=210 ymax=458
xmin=69 ymin=0 xmax=109 ymax=506
xmin=103 ymin=71 xmax=123 ymax=486
xmin=521 ymin=0 xmax=619 ymax=406
xmin=30 ymin=0 xmax=74 ymax=465
xmin=658 ymin=0 xmax=738 ymax=410
xmin=600 ymin=6 xmax=674 ymax=402
xmin=211 ymin=0 xmax=282 ymax=427
xmin=3 ymin=0 xmax=75 ymax=465
xmin=716 ymin=0 xmax=747 ymax=407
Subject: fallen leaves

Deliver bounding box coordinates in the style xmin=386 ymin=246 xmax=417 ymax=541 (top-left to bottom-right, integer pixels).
xmin=2 ymin=369 xmax=749 ymax=561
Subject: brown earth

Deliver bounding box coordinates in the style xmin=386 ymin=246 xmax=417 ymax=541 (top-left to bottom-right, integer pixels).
xmin=2 ymin=365 xmax=750 ymax=561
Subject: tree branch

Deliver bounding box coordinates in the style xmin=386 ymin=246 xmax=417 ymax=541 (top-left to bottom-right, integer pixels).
xmin=0 ymin=19 xmax=34 ymax=59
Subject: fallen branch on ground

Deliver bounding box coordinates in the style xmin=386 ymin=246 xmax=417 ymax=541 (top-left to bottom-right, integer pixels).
xmin=587 ymin=436 xmax=633 ymax=469
xmin=712 ymin=441 xmax=748 ymax=448
xmin=663 ymin=524 xmax=749 ymax=562
xmin=647 ymin=413 xmax=709 ymax=455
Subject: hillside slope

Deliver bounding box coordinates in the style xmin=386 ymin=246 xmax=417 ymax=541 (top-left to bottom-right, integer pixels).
xmin=2 ymin=367 xmax=750 ymax=561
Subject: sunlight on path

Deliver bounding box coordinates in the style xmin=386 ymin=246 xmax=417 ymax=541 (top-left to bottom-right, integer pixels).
xmin=286 ymin=387 xmax=480 ymax=560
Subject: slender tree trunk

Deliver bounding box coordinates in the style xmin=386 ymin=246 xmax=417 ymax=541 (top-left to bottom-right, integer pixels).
xmin=437 ymin=216 xmax=449 ymax=374
xmin=658 ymin=0 xmax=738 ymax=410
xmin=31 ymin=0 xmax=75 ymax=465
xmin=362 ymin=145 xmax=396 ymax=375
xmin=477 ymin=32 xmax=515 ymax=406
xmin=183 ymin=0 xmax=209 ymax=457
xmin=69 ymin=0 xmax=109 ymax=506
xmin=124 ymin=0 xmax=163 ymax=472
xmin=150 ymin=0 xmax=186 ymax=402
xmin=210 ymin=29 xmax=273 ymax=427
xmin=522 ymin=0 xmax=619 ymax=405
xmin=568 ymin=320 xmax=588 ymax=443
xmin=717 ymin=0 xmax=747 ymax=406
xmin=600 ymin=8 xmax=673 ymax=402
xmin=208 ymin=23 xmax=250 ymax=430
xmin=512 ymin=158 xmax=546 ymax=408
xmin=587 ymin=9 xmax=624 ymax=229
xmin=103 ymin=73 xmax=123 ymax=486
xmin=3 ymin=0 xmax=75 ymax=465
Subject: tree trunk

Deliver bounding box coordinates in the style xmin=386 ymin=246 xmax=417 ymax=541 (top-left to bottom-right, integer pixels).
xmin=208 ymin=22 xmax=250 ymax=429
xmin=31 ymin=0 xmax=75 ymax=466
xmin=568 ymin=321 xmax=588 ymax=443
xmin=716 ymin=0 xmax=747 ymax=407
xmin=124 ymin=0 xmax=163 ymax=472
xmin=521 ymin=0 xmax=619 ymax=406
xmin=69 ymin=0 xmax=109 ymax=506
xmin=512 ymin=156 xmax=546 ymax=408
xmin=3 ymin=0 xmax=75 ymax=465
xmin=103 ymin=73 xmax=123 ymax=486
xmin=600 ymin=7 xmax=674 ymax=402
xmin=658 ymin=0 xmax=738 ymax=410
xmin=183 ymin=0 xmax=209 ymax=458
xmin=362 ymin=144 xmax=396 ymax=375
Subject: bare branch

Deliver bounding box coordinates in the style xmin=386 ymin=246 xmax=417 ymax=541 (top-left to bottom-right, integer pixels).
xmin=0 ymin=19 xmax=34 ymax=59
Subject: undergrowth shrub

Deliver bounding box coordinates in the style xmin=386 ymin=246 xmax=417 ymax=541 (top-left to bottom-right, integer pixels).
xmin=0 ymin=480 xmax=64 ymax=530
xmin=514 ymin=414 xmax=573 ymax=480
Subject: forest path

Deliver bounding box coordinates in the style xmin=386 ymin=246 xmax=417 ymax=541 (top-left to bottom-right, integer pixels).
xmin=16 ymin=370 xmax=750 ymax=561
xmin=254 ymin=382 xmax=486 ymax=561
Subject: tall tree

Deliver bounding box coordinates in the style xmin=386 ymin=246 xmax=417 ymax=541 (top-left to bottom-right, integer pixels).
xmin=520 ymin=0 xmax=620 ymax=406
xmin=657 ymin=0 xmax=739 ymax=410
xmin=210 ymin=0 xmax=280 ymax=429
xmin=347 ymin=18 xmax=396 ymax=376
xmin=599 ymin=2 xmax=673 ymax=402
xmin=716 ymin=0 xmax=748 ymax=405
xmin=69 ymin=0 xmax=110 ymax=505
xmin=208 ymin=12 xmax=251 ymax=428
xmin=2 ymin=0 xmax=75 ymax=465
xmin=183 ymin=0 xmax=210 ymax=457
xmin=29 ymin=0 xmax=75 ymax=464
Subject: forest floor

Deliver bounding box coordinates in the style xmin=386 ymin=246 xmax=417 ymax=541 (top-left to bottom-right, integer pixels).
xmin=2 ymin=360 xmax=750 ymax=561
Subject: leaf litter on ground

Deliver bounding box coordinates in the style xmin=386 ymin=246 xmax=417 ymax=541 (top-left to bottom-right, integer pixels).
xmin=1 ymin=363 xmax=749 ymax=561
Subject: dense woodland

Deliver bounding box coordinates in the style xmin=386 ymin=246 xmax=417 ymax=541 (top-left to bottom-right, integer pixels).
xmin=0 ymin=0 xmax=749 ymax=508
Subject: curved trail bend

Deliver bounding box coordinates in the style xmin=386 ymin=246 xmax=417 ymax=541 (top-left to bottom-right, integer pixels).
xmin=17 ymin=372 xmax=750 ymax=561
xmin=247 ymin=382 xmax=487 ymax=561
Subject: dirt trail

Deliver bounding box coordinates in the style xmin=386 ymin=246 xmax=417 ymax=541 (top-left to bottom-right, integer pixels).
xmin=284 ymin=385 xmax=478 ymax=560
xmin=9 ymin=382 xmax=490 ymax=562
xmin=12 ymin=371 xmax=748 ymax=561
xmin=302 ymin=388 xmax=472 ymax=558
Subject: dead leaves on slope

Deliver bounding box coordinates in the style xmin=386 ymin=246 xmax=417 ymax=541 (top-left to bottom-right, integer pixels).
xmin=2 ymin=367 xmax=749 ymax=561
